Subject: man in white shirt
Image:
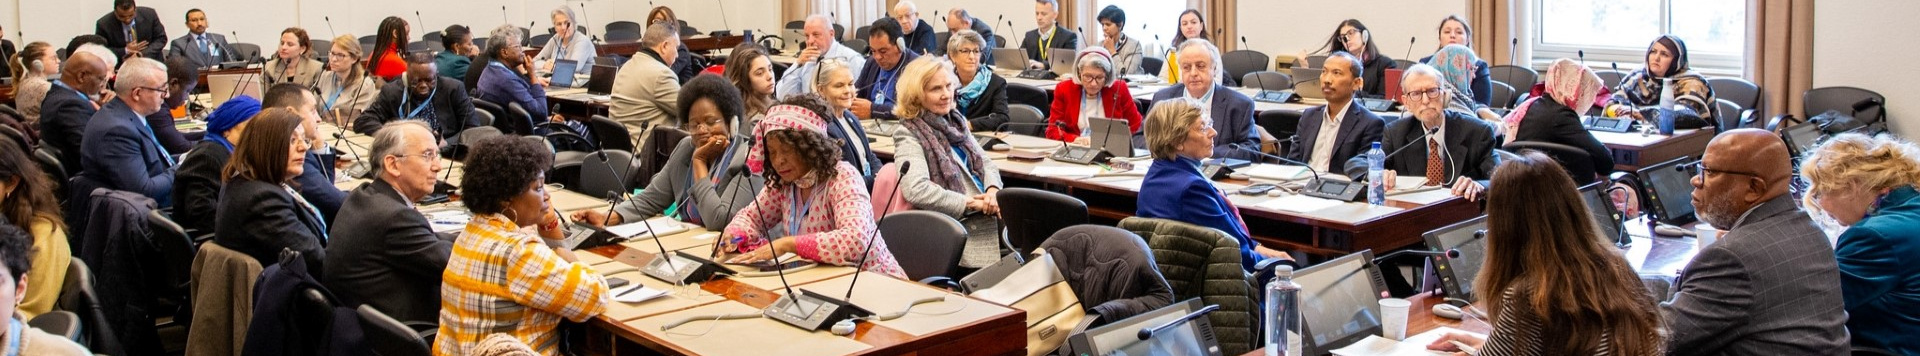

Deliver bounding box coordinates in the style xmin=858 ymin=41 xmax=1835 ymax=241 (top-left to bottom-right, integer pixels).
xmin=166 ymin=9 xmax=238 ymax=69
xmin=776 ymin=14 xmax=866 ymax=99
xmin=1285 ymin=52 xmax=1384 ymax=173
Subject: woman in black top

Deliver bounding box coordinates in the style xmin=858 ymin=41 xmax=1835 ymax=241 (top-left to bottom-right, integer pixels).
xmin=1502 ymin=59 xmax=1615 ymax=184
xmin=213 ymin=109 xmax=328 ymax=274
xmin=1311 ymin=19 xmax=1397 ymax=97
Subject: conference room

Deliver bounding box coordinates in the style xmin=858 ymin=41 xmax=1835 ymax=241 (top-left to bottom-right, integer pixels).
xmin=1 ymin=0 xmax=1915 ymax=355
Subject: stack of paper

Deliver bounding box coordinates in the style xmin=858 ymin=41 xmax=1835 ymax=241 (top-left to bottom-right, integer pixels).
xmin=1241 ymin=164 xmax=1314 ymax=181
xmin=606 ymin=217 xmax=690 ymax=239
xmin=1256 ymin=194 xmax=1345 ymax=213
xmin=1331 ymin=327 xmax=1487 ymax=356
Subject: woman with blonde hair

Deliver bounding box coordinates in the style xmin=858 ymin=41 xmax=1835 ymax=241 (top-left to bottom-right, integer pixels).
xmin=1799 ymin=133 xmax=1920 ymax=355
xmin=888 ymin=56 xmax=1005 ymax=267
xmin=317 ymin=35 xmax=380 ymax=125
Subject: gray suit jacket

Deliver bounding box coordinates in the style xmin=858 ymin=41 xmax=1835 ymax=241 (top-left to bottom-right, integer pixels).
xmin=1662 ymin=196 xmax=1850 ymax=355
xmin=612 ymin=137 xmax=761 ymax=232
xmin=322 ymin=179 xmax=451 ymax=324
xmin=167 ymin=32 xmax=238 ymax=69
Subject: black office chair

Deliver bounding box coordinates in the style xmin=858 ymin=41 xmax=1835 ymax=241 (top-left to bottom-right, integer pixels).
xmin=1005 ymin=105 xmax=1046 ymax=136
xmin=28 ymin=311 xmax=83 ymax=342
xmin=1254 ymin=110 xmax=1301 ymax=159
xmin=1489 ymin=81 xmax=1518 ymax=110
xmin=497 ymin=102 xmax=536 ymax=136
xmin=529 ymin=34 xmax=554 ymax=47
xmin=1804 ymin=86 xmax=1885 ymax=124
xmin=1005 ymin=83 xmax=1049 ymax=116
xmin=58 ymin=260 xmax=123 ymax=354
xmin=357 ymin=305 xmax=435 ymax=356
xmin=587 ymin=115 xmax=635 ymax=153
xmin=843 ymin=39 xmax=869 ymax=54
xmin=146 ymin=210 xmax=201 ymax=326
xmin=1221 ymin=50 xmax=1269 ymax=85
xmin=230 ymin=43 xmax=263 ymax=61
xmin=1595 ymin=70 xmax=1629 ymax=90
xmin=996 ymin=188 xmax=1088 ymax=259
xmin=1503 ymin=141 xmax=1597 ymax=184
xmin=1141 ymin=56 xmax=1164 ymax=76
xmin=571 ymin=149 xmax=634 ymax=200
xmin=631 ymin=126 xmax=689 ymax=190
xmin=1708 ymin=77 xmax=1762 ymax=116
xmin=422 ymin=31 xmax=443 ymax=43
xmin=604 ymin=30 xmax=641 ymax=43
xmin=605 ymin=21 xmax=642 ymax=36
xmin=406 ymin=41 xmax=432 ymax=55
xmin=878 ymin=211 xmax=969 ymax=282
xmin=308 ymin=39 xmax=331 ymax=61
xmin=1714 ymin=99 xmax=1745 ymax=132
xmin=1489 ymin=65 xmax=1540 ymax=88
xmin=854 ymin=26 xmax=871 ymax=42
xmin=1240 ymin=71 xmax=1292 ymax=91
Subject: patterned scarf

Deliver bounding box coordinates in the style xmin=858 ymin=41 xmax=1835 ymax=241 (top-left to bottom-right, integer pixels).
xmin=902 ymin=109 xmax=988 ymax=192
xmin=1504 ymin=59 xmax=1602 ymax=144
xmin=1431 ymin=44 xmax=1482 ymax=110
xmin=955 ymin=68 xmax=991 ymax=112
xmin=744 ymin=105 xmax=829 ymax=176
xmin=1621 ymin=35 xmax=1708 ymax=107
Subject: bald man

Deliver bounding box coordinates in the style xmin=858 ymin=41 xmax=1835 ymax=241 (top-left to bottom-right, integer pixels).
xmin=1662 ymin=129 xmax=1850 ymax=355
xmin=892 ymin=1 xmax=938 ymax=55
xmin=39 ymin=49 xmax=115 ymax=177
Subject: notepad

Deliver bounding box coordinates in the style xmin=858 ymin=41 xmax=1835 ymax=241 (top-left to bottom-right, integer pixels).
xmin=1240 ymin=164 xmax=1314 ymax=181
xmin=1331 ymin=326 xmax=1486 ymax=356
xmin=605 ymin=217 xmax=689 ymax=239
xmin=610 ymin=285 xmax=671 ymax=303
xmin=1256 ymin=194 xmax=1344 ymax=213
xmin=1029 ymin=165 xmax=1102 ymax=177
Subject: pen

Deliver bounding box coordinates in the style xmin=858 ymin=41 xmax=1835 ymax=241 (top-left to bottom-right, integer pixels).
xmin=1448 ymin=340 xmax=1480 ymax=356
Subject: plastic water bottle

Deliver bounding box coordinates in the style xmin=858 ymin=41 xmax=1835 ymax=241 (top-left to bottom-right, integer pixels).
xmin=1656 ymin=78 xmax=1678 ymax=135
xmin=1265 ymin=265 xmax=1302 ymax=356
xmin=1366 ymin=142 xmax=1386 ymax=206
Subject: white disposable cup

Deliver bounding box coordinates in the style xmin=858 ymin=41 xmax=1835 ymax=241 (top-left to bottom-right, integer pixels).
xmin=1696 ymin=225 xmax=1721 ymax=250
xmin=1379 ymin=298 xmax=1412 ymax=340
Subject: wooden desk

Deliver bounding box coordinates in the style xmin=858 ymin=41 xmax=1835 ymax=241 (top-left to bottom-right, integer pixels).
xmin=575 ymin=240 xmax=1026 ymax=355
xmin=1593 ymin=127 xmax=1715 ymax=171
xmin=526 ymin=35 xmax=749 ymax=59
xmin=545 ymin=88 xmax=611 ymax=119
xmin=683 ymin=36 xmax=746 ymax=53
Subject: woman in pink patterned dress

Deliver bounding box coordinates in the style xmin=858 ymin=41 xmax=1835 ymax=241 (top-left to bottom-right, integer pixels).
xmin=717 ymin=105 xmax=907 ymax=278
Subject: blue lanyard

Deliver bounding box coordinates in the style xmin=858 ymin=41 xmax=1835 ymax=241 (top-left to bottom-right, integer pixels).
xmin=676 ymin=142 xmax=738 ymax=223
xmin=5 ymin=318 xmax=20 ymax=356
xmin=397 ymin=81 xmax=437 ymax=118
xmin=284 ymin=184 xmax=329 ymax=241
xmin=325 ymin=75 xmax=348 ymax=110
xmin=786 ymin=184 xmax=817 ymax=237
xmin=949 ymin=145 xmax=986 ymax=192
xmin=52 ymin=80 xmax=87 ymax=102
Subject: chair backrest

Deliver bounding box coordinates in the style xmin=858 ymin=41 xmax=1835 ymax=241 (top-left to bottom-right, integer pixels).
xmin=1254 ymin=110 xmax=1302 ymax=157
xmin=854 ymin=26 xmax=872 ymax=42
xmin=1240 ymin=71 xmax=1292 ymax=91
xmin=422 ymin=31 xmax=443 ymax=43
xmin=1489 ymin=80 xmax=1517 ymax=109
xmin=146 ymin=210 xmax=198 ymax=302
xmin=605 ymin=30 xmax=641 ymax=43
xmin=1393 ymin=59 xmax=1417 ymax=71
xmin=606 ymin=21 xmax=643 ymax=35
xmin=1005 ymin=83 xmax=1050 ymax=115
xmin=357 ymin=305 xmax=431 ymax=356
xmin=1595 ymin=70 xmax=1628 ymax=91
xmin=1221 ymin=50 xmax=1269 ymax=84
xmin=520 ymin=135 xmax=554 ymax=162
xmin=878 ymin=211 xmax=969 ymax=281
xmin=577 ymin=150 xmax=635 ymax=200
xmin=632 ymin=126 xmax=689 ymax=189
xmin=833 ymin=24 xmax=847 ymax=41
xmin=529 ymin=34 xmax=554 ymax=47
xmin=1804 ymin=86 xmax=1886 ymax=123
xmin=993 ymin=34 xmax=1008 ymax=49
xmin=1003 ymin=104 xmax=1047 ymax=136
xmin=1503 ymin=141 xmax=1597 ymax=184
xmin=1489 ymin=65 xmax=1540 ymax=89
xmin=309 ymin=40 xmax=332 ymax=61
xmin=497 ymin=102 xmax=536 ymax=136
xmin=997 ymin=188 xmax=1088 ymax=258
xmin=1116 ymin=217 xmax=1259 ymax=356
xmin=406 ymin=41 xmax=432 ymax=54
xmin=32 ymin=148 xmax=66 ymax=204
xmin=230 ymin=43 xmax=262 ymax=60
xmin=842 ymin=39 xmax=869 ymax=54
xmin=1038 ymin=225 xmax=1174 ymax=323
xmin=1714 ymin=99 xmax=1744 ymax=132
xmin=1708 ymin=77 xmax=1761 ymax=113
xmin=587 ymin=115 xmax=635 ymax=152
xmin=59 ymin=260 xmax=122 ymax=353
xmin=1300 ymin=55 xmax=1327 ymax=68
xmin=1141 ymin=56 xmax=1164 ymax=76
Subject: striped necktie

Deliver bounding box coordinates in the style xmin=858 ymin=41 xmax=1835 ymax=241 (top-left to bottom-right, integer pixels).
xmin=1425 ymin=138 xmax=1444 ymax=185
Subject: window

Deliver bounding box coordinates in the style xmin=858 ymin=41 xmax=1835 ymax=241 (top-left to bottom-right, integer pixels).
xmin=1533 ymin=0 xmax=1746 ymax=76
xmin=1096 ymin=0 xmax=1189 ymax=55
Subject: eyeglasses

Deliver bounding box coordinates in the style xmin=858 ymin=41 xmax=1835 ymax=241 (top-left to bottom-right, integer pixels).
xmin=136 ymin=85 xmax=169 ymax=97
xmin=1341 ymin=30 xmax=1364 ymax=38
xmin=1402 ymin=88 xmax=1443 ymax=102
xmin=953 ymin=48 xmax=982 ymax=55
xmin=1683 ymin=161 xmax=1761 ymax=179
xmin=392 ymin=150 xmax=439 ymax=162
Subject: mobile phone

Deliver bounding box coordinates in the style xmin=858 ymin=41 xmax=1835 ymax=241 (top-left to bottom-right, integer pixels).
xmin=751 ymin=260 xmax=811 ymax=272
xmin=1238 ymin=184 xmax=1278 ymax=195
xmin=606 ymin=277 xmax=630 ymax=289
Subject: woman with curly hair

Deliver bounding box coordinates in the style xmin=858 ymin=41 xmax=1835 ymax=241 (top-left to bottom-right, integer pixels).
xmin=437 ymin=136 xmax=608 ymax=355
xmin=889 ymin=56 xmax=1004 ymax=268
xmin=717 ymin=105 xmax=905 ymax=278
xmin=572 ymin=74 xmax=761 ymax=231
xmin=1799 ymin=133 xmax=1920 ymax=354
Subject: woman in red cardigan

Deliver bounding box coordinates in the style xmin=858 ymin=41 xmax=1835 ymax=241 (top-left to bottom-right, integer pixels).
xmin=1047 ymin=48 xmax=1141 ymax=144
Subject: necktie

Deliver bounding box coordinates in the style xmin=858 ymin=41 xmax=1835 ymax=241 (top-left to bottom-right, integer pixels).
xmin=1425 ymin=137 xmax=1444 ymax=185
xmin=1213 ymin=189 xmax=1253 ymax=238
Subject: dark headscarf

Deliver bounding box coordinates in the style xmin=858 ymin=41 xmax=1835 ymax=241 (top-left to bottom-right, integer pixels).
xmin=1649 ymin=35 xmax=1689 ymax=78
xmin=204 ymin=96 xmax=262 ymax=151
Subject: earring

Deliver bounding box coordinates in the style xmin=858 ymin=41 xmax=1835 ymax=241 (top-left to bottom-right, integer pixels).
xmin=502 ymin=207 xmax=519 ymax=220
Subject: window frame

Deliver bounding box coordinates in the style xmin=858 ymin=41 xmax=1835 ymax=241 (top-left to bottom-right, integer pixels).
xmin=1529 ymin=0 xmax=1746 ymax=78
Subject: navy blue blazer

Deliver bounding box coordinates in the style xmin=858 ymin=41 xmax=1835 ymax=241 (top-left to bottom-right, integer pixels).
xmin=1285 ymin=102 xmax=1387 ymax=171
xmin=901 ymin=19 xmax=938 ymax=56
xmin=38 ymin=80 xmax=96 ymax=177
xmin=1137 ymin=156 xmax=1258 ymax=270
xmin=855 ymin=50 xmax=919 ymax=121
xmin=94 ymin=6 xmax=167 ymax=59
xmin=1019 ymin=25 xmax=1079 ymax=67
xmin=1150 ymin=85 xmax=1261 ymax=161
xmin=827 ymin=110 xmax=883 ymax=187
xmin=80 ymin=98 xmax=175 ymax=207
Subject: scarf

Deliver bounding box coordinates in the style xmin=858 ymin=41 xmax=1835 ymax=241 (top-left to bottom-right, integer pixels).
xmin=1622 ymin=35 xmax=1708 ymax=107
xmin=745 ymin=105 xmax=829 ymax=176
xmin=955 ymin=68 xmax=991 ymax=112
xmin=1505 ymin=59 xmax=1602 ymax=144
xmin=204 ymin=96 xmax=262 ymax=151
xmin=1430 ymin=45 xmax=1480 ymax=103
xmin=902 ymin=109 xmax=989 ymax=192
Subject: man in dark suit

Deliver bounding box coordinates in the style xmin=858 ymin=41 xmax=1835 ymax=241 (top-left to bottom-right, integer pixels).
xmin=323 ymin=121 xmax=452 ymax=324
xmin=1151 ymin=39 xmax=1258 ymax=161
xmin=1663 ymin=129 xmax=1850 ymax=355
xmin=942 ymin=8 xmax=997 ymax=64
xmin=353 ymin=58 xmax=480 ymax=146
xmin=1350 ymin=64 xmax=1496 ymax=201
xmin=1287 ymin=52 xmax=1384 ymax=172
xmin=165 ymin=9 xmax=239 ymax=70
xmin=79 ymin=57 xmax=175 ymax=206
xmin=263 ymin=83 xmax=345 ymax=224
xmin=854 ymin=18 xmax=918 ymax=122
xmin=39 ymin=49 xmax=113 ymax=177
xmin=95 ymin=0 xmax=167 ymax=60
xmin=1019 ymin=0 xmax=1078 ymax=70
xmin=891 ymin=1 xmax=938 ymax=55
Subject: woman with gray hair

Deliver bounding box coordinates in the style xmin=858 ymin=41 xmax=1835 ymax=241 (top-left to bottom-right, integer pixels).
xmin=475 ymin=25 xmax=574 ymax=135
xmin=1046 ymin=47 xmax=1140 ymax=144
xmin=1135 ymin=99 xmax=1294 ymax=271
xmin=945 ymin=29 xmax=1009 ymax=132
xmin=531 ymin=5 xmax=597 ymax=87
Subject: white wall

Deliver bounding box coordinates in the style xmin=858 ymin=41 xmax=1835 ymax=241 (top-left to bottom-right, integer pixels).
xmin=1813 ymin=0 xmax=1916 ymax=139
xmin=1237 ymin=0 xmax=1468 ymax=68
xmin=2 ymin=0 xmax=780 ymax=51
xmin=905 ymin=0 xmax=1033 ymax=38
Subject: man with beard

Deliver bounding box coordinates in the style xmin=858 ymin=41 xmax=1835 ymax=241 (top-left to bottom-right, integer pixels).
xmin=1661 ymin=129 xmax=1849 ymax=355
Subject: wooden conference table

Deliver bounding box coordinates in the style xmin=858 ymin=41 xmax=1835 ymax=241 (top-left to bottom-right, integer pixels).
xmin=319 ymin=124 xmax=1025 ymax=356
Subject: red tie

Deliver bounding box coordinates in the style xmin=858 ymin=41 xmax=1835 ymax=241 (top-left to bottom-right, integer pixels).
xmin=1425 ymin=138 xmax=1444 ymax=185
xmin=1215 ymin=189 xmax=1253 ymax=238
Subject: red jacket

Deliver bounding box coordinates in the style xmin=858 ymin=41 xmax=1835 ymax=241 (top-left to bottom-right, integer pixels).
xmin=1047 ymin=79 xmax=1142 ymax=142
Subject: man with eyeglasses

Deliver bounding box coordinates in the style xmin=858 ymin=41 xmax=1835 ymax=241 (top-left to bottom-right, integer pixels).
xmin=853 ymin=18 xmax=917 ymax=121
xmin=892 ymin=1 xmax=937 ymax=55
xmin=324 ymin=120 xmax=453 ymax=326
xmin=776 ymin=14 xmax=866 ymax=99
xmin=1150 ymin=38 xmax=1259 ymax=161
xmin=79 ymin=57 xmax=177 ymax=206
xmin=1661 ymin=128 xmax=1850 ymax=355
xmin=1352 ymin=64 xmax=1495 ymax=201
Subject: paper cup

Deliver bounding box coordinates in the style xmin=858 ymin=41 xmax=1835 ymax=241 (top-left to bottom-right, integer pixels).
xmin=1379 ymin=298 xmax=1412 ymax=340
xmin=1696 ymin=225 xmax=1721 ymax=250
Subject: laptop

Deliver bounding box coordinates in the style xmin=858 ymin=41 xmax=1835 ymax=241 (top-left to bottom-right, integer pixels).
xmin=1296 ymin=249 xmax=1389 ymax=355
xmin=1422 ymin=216 xmax=1488 ymax=302
xmin=595 ymin=55 xmax=630 ymax=68
xmin=548 ymin=59 xmax=580 ymax=87
xmin=586 ymin=64 xmax=619 ymax=96
xmin=991 ymin=48 xmax=1026 ymax=71
xmin=207 ymin=73 xmax=263 ymax=101
xmin=1048 ymin=48 xmax=1077 ymax=77
xmin=1064 ymin=298 xmax=1222 ymax=356
xmin=1290 ymin=67 xmax=1325 ymax=100
xmin=1088 ymin=117 xmax=1144 ymax=158
xmin=1636 ymin=156 xmax=1697 ymax=226
xmin=1580 ymin=181 xmax=1629 ymax=247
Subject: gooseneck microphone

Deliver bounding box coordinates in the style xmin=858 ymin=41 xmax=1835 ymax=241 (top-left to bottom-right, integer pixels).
xmin=1404 ymin=36 xmax=1417 ymax=63
xmin=1227 ymin=143 xmax=1323 ymax=186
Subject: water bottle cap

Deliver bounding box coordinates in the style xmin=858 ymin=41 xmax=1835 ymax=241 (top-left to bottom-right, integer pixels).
xmin=1274 ymin=264 xmax=1294 ymax=278
xmin=1371 ymin=141 xmax=1381 ymax=149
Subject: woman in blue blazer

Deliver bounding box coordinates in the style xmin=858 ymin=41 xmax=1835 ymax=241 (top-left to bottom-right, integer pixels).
xmin=1801 ymin=133 xmax=1920 ymax=355
xmin=1136 ymin=99 xmax=1292 ymax=271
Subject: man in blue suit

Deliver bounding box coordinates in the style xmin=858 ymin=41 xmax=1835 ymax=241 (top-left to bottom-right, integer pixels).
xmin=1150 ymin=39 xmax=1259 ymax=161
xmin=79 ymin=57 xmax=176 ymax=206
xmin=1285 ymin=52 xmax=1385 ymax=172
xmin=165 ymin=9 xmax=239 ymax=69
xmin=38 ymin=49 xmax=113 ymax=177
